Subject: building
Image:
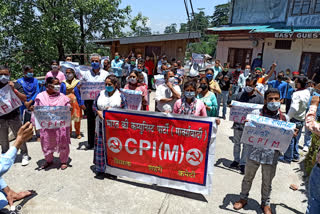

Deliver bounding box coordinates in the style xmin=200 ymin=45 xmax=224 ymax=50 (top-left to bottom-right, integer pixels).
xmin=206 ymin=0 xmax=320 ymax=80
xmin=92 ymin=32 xmax=201 ymax=61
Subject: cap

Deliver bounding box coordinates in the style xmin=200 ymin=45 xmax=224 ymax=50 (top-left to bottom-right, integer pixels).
xmin=292 ymin=71 xmax=299 ymax=75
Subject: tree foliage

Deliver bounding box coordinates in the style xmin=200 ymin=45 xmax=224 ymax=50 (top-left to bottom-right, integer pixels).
xmin=0 ymin=0 xmax=148 ymax=78
xmin=164 ymin=23 xmax=177 ymax=34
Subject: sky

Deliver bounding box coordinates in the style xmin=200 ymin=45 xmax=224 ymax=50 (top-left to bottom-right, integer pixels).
xmin=120 ymin=0 xmax=229 ymax=33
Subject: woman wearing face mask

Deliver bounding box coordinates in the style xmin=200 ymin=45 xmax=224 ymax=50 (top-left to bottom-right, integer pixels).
xmin=124 ymin=71 xmax=148 ymax=110
xmin=45 ymin=60 xmax=66 ymax=83
xmin=173 ymin=80 xmax=207 ymax=116
xmin=60 ymin=68 xmax=86 ymax=139
xmin=197 ymin=77 xmax=218 ymax=117
xmin=17 ymin=65 xmax=40 ymax=123
xmin=94 ymin=75 xmax=127 ymax=179
xmin=34 ymin=77 xmax=71 ymax=170
xmin=205 ymin=68 xmax=221 ymax=95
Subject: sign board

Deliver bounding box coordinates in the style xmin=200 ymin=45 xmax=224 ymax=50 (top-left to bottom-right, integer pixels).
xmin=34 ymin=106 xmax=71 ymax=129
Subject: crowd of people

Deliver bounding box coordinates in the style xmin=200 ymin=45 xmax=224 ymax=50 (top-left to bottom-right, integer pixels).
xmin=0 ymin=51 xmax=320 ymax=214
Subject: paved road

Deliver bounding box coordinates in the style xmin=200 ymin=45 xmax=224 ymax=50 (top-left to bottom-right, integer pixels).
xmin=2 ymin=93 xmax=308 ymax=214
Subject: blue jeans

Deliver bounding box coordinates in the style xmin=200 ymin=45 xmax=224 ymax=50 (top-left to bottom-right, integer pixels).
xmin=233 ymin=129 xmax=249 ymax=166
xmin=231 ymin=85 xmax=240 ymax=101
xmin=0 ymin=190 xmax=7 ymax=209
xmin=307 ymin=164 xmax=320 ymax=214
xmin=282 ymin=118 xmax=303 ymax=162
xmin=304 ymin=127 xmax=312 ymax=148
xmin=217 ymin=90 xmax=229 ymax=117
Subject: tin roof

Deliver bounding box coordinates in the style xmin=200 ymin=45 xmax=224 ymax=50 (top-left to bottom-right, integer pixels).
xmin=92 ymin=32 xmax=201 ymax=45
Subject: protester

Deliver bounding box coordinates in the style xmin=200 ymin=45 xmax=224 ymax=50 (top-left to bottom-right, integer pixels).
xmin=234 ymin=88 xmax=288 ymax=214
xmin=94 ymin=75 xmax=127 ymax=179
xmin=136 ymin=62 xmax=148 ymax=87
xmin=251 ymin=53 xmax=263 ymax=72
xmin=0 ymin=122 xmax=33 ymax=209
xmin=45 ymin=60 xmax=66 ymax=83
xmin=145 ymin=55 xmax=155 ymax=89
xmin=173 ymin=80 xmax=207 ymax=116
xmin=280 ymin=76 xmax=310 ymax=163
xmin=230 ymin=75 xmax=264 ymax=174
xmin=197 ymin=77 xmax=218 ymax=117
xmin=111 ymin=52 xmax=124 ymax=83
xmin=60 ymin=68 xmax=85 ymax=139
xmin=216 ymin=65 xmax=232 ymax=119
xmin=305 ymin=95 xmax=320 ymax=214
xmin=65 ymin=56 xmax=72 ymax=62
xmin=124 ymin=70 xmax=148 ymax=110
xmin=238 ymin=65 xmax=251 ymax=91
xmin=17 ymin=65 xmax=39 ymax=123
xmin=81 ymin=53 xmax=109 ymax=149
xmin=206 ymin=68 xmax=221 ymax=94
xmin=257 ymin=63 xmax=276 ymax=84
xmin=34 ymin=77 xmax=71 ymax=170
xmin=285 ymin=68 xmax=292 ymax=79
xmin=0 ymin=65 xmax=29 ymax=166
xmin=231 ymin=63 xmax=243 ymax=100
xmin=103 ymin=59 xmax=111 ymax=72
xmin=155 ymin=71 xmax=181 ymax=113
xmin=268 ymin=75 xmax=287 ymax=100
xmin=213 ymin=60 xmax=223 ymax=79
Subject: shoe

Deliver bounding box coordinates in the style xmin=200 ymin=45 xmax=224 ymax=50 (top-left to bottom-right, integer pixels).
xmin=303 ymin=146 xmax=309 ymax=152
xmin=94 ymin=172 xmax=105 ymax=180
xmin=240 ymin=165 xmax=245 ymax=174
xmin=61 ymin=163 xmax=68 ymax=170
xmin=233 ymin=199 xmax=247 ymax=210
xmin=40 ymin=162 xmax=53 ymax=169
xmin=223 ymin=115 xmax=226 ymax=120
xmin=21 ymin=155 xmax=30 ymax=166
xmin=77 ymin=135 xmax=82 ymax=139
xmin=229 ymin=161 xmax=239 ymax=168
xmin=86 ymin=145 xmax=94 ymax=150
xmin=261 ymin=205 xmax=272 ymax=214
xmin=278 ymin=156 xmax=291 ymax=164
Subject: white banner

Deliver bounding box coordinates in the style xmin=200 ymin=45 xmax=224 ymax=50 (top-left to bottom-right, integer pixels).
xmin=120 ymin=89 xmax=142 ymax=110
xmin=34 ymin=106 xmax=71 ymax=130
xmin=0 ymin=85 xmax=22 ymax=116
xmin=80 ymin=82 xmax=105 ymax=100
xmin=229 ymin=101 xmax=263 ymax=124
xmin=241 ymin=114 xmax=296 ymax=153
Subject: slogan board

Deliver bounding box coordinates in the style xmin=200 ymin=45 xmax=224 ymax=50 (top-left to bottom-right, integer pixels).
xmin=154 ymin=75 xmax=165 ymax=88
xmin=80 ymin=82 xmax=105 ymax=100
xmin=34 ymin=106 xmax=71 ymax=129
xmin=229 ymin=101 xmax=263 ymax=124
xmin=241 ymin=114 xmax=296 ymax=152
xmin=0 ymin=85 xmax=22 ymax=116
xmin=120 ymin=89 xmax=142 ymax=110
xmin=104 ymin=109 xmax=217 ymax=194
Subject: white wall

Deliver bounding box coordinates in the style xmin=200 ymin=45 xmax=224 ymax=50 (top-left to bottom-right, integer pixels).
xmin=215 ymin=38 xmax=263 ymax=66
xmin=263 ymin=38 xmax=320 ymax=76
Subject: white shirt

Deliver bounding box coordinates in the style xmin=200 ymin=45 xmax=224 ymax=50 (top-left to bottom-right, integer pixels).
xmin=155 ymin=83 xmax=181 ymax=112
xmin=142 ymin=71 xmax=148 ymax=86
xmin=288 ymin=89 xmax=310 ymax=121
xmin=81 ymin=69 xmax=109 ymax=82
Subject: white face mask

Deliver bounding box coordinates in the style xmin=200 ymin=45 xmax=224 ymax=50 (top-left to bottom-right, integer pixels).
xmin=52 ymin=65 xmax=59 ymax=71
xmin=67 ymin=73 xmax=74 ymax=80
xmin=168 ymin=77 xmax=175 ymax=84
xmin=0 ymin=75 xmax=10 ymax=84
xmin=129 ymin=77 xmax=137 ymax=84
xmin=53 ymin=85 xmax=60 ymax=92
xmin=244 ymin=86 xmax=254 ymax=93
xmin=244 ymin=69 xmax=250 ymax=75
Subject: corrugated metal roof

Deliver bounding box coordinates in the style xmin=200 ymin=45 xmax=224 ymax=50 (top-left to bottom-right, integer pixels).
xmin=206 ymin=25 xmax=270 ymax=32
xmin=92 ymin=32 xmax=201 ymax=45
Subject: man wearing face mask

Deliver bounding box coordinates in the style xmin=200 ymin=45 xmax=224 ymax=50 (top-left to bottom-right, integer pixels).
xmin=0 ymin=65 xmax=29 ymax=166
xmin=234 ymin=88 xmax=288 ymax=214
xmin=231 ymin=63 xmax=243 ymax=100
xmin=81 ymin=53 xmax=109 ymax=149
xmin=238 ymin=65 xmax=251 ymax=91
xmin=251 ymin=53 xmax=263 ymax=72
xmin=155 ymin=71 xmax=181 ymax=113
xmin=230 ymin=75 xmax=264 ymax=174
xmin=45 ymin=60 xmax=66 ymax=83
xmin=213 ymin=60 xmax=223 ymax=79
xmin=17 ymin=65 xmax=40 ymax=125
xmin=111 ymin=52 xmax=124 ymax=80
xmin=216 ymin=65 xmax=232 ymax=119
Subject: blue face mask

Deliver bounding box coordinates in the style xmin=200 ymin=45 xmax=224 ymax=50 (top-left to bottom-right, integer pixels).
xmin=206 ymin=74 xmax=213 ymax=81
xmin=137 ymin=69 xmax=142 ymax=72
xmin=105 ymin=86 xmax=114 ymax=92
xmin=26 ymin=72 xmax=34 ymax=78
xmin=91 ymin=62 xmax=100 ymax=70
xmin=185 ymin=91 xmax=195 ymax=99
xmin=267 ymin=102 xmax=281 ymax=112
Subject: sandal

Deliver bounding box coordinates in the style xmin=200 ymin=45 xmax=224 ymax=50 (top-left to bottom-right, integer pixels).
xmin=77 ymin=135 xmax=82 ymax=139
xmin=40 ymin=162 xmax=52 ymax=169
xmin=61 ymin=163 xmax=68 ymax=170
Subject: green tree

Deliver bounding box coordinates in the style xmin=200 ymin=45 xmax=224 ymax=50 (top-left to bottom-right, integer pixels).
xmin=0 ymin=0 xmax=148 ymax=78
xmin=164 ymin=23 xmax=177 ymax=34
xmin=211 ymin=3 xmax=230 ymax=27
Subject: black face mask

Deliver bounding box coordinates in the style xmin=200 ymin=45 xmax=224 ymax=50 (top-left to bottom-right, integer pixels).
xmin=200 ymin=84 xmax=208 ymax=91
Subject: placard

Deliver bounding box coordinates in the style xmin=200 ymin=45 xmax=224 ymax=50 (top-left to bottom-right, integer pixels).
xmin=120 ymin=89 xmax=142 ymax=110
xmin=34 ymin=106 xmax=71 ymax=129
xmin=80 ymin=82 xmax=105 ymax=100
xmin=229 ymin=101 xmax=263 ymax=124
xmin=0 ymin=85 xmax=22 ymax=116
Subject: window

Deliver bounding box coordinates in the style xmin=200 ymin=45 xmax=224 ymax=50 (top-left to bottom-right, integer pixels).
xmin=275 ymin=40 xmax=292 ymax=50
xmin=316 ymin=0 xmax=320 ymax=13
xmin=292 ymin=0 xmax=311 ymax=15
xmin=227 ymin=48 xmax=252 ymax=69
xmin=300 ymin=52 xmax=320 ymax=81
